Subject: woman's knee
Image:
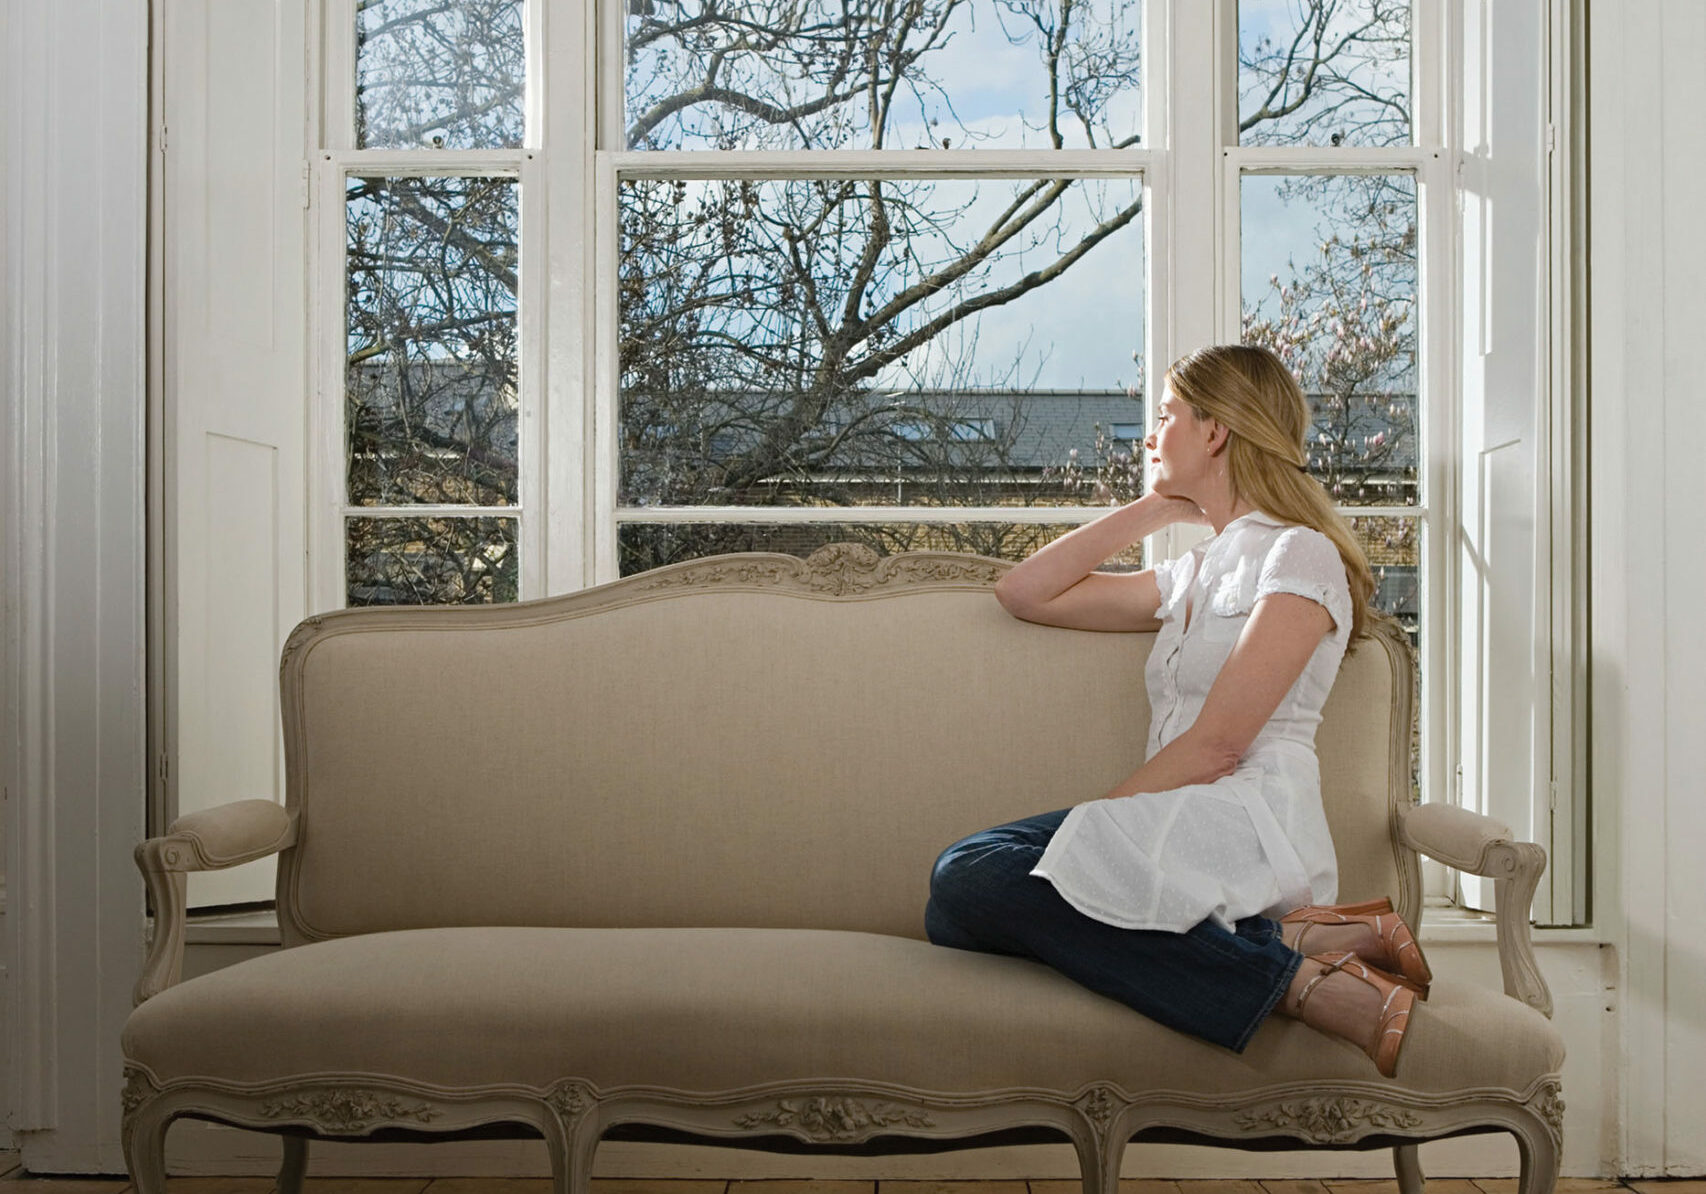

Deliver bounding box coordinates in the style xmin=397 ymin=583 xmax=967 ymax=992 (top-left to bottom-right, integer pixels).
xmin=928 ymin=840 xmax=975 ymax=909
xmin=929 ymin=811 xmax=1067 ymax=917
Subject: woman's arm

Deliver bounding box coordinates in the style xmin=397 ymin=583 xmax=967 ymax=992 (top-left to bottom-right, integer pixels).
xmin=1099 ymin=591 xmax=1334 ymax=798
xmin=994 ymin=492 xmax=1207 ymax=632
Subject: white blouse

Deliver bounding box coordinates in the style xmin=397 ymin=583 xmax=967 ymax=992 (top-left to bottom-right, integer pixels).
xmin=1031 ymin=510 xmax=1355 ymax=933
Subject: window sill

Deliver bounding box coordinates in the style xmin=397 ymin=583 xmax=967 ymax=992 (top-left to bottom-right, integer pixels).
xmin=186 ymin=906 xmax=281 ymax=945
xmin=1419 ymin=903 xmax=1605 ymax=945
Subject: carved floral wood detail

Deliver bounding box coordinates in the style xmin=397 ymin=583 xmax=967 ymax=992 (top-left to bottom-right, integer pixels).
xmin=732 ymin=1096 xmax=935 ymax=1141
xmin=634 ymin=560 xmax=797 ymax=593
xmin=121 ymin=1068 xmax=157 ymax=1115
xmin=634 ymin=545 xmax=1005 ymax=598
xmin=257 ymin=1088 xmax=440 ymax=1132
xmin=547 ymin=1080 xmax=598 ymax=1121
xmin=1533 ymin=1079 xmax=1566 ymax=1143
xmin=1231 ymin=1097 xmax=1423 ymax=1143
xmin=1074 ymin=1085 xmax=1122 ymax=1133
xmin=278 ymin=615 xmax=325 ymax=674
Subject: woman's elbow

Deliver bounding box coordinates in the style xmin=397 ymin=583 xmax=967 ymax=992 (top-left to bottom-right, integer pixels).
xmin=1190 ymin=733 xmax=1246 ymax=782
xmin=1207 ymin=746 xmax=1242 ymax=781
xmin=993 ymin=573 xmax=1038 ymax=620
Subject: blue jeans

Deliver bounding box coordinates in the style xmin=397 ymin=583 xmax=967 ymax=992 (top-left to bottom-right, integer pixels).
xmin=925 ymin=809 xmax=1303 ymax=1053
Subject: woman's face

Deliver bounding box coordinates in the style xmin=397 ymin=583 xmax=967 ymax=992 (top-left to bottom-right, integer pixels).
xmin=1145 ymin=382 xmax=1217 ymax=498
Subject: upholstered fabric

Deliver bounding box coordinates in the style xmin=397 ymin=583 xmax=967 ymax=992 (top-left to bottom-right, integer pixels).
xmin=124 ymin=553 xmax=1560 ymax=1194
xmin=166 ymin=799 xmax=293 ymax=869
xmin=126 ymin=926 xmax=1561 ymax=1096
xmin=280 ymin=586 xmax=1404 ymax=944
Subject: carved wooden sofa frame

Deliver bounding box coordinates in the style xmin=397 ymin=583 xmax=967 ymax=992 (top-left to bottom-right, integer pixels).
xmin=122 ymin=547 xmax=1564 ymax=1194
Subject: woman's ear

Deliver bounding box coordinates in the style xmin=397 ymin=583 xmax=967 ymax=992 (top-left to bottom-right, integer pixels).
xmin=1205 ymin=420 xmax=1231 ymax=456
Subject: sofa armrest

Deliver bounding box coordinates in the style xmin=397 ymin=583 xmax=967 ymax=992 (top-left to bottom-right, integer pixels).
xmin=1396 ymin=802 xmax=1552 ymax=1018
xmin=133 ymin=800 xmax=297 ymax=1005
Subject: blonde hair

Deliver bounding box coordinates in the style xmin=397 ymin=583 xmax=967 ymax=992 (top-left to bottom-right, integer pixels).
xmin=1164 ymin=344 xmax=1376 ymax=642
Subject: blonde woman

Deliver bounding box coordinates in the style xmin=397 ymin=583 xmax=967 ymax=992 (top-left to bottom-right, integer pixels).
xmin=926 ymin=344 xmax=1428 ymax=1077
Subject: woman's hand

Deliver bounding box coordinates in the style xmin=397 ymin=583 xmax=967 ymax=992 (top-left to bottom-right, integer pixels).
xmin=1152 ymin=492 xmax=1210 ymax=527
xmin=1100 ymin=591 xmax=1335 ymax=798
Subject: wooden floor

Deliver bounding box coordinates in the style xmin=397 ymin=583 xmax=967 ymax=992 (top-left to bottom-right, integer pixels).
xmin=0 ymin=1161 xmax=1699 ymax=1194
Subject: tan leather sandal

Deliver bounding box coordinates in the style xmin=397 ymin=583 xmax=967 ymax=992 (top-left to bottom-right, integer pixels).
xmin=1280 ymin=897 xmax=1432 ymax=999
xmin=1293 ymin=950 xmax=1416 ymax=1079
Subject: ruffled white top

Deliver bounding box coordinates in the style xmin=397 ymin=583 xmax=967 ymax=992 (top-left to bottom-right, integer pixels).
xmin=1031 ymin=509 xmax=1354 ymax=933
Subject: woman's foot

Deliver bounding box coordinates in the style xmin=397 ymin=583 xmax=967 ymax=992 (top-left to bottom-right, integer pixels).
xmin=1278 ymin=900 xmax=1431 ymax=998
xmin=1279 ymin=951 xmax=1415 ymax=1078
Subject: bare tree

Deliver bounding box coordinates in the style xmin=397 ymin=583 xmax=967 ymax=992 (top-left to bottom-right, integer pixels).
xmin=355 ymin=0 xmax=526 ymax=149
xmin=1239 ymin=0 xmax=1417 ymax=507
xmin=344 ymin=0 xmax=1417 ymax=592
xmin=617 ymin=0 xmax=1147 ymax=571
xmin=344 ymin=172 xmax=522 ymax=603
xmin=1238 ymin=0 xmax=1412 ymax=149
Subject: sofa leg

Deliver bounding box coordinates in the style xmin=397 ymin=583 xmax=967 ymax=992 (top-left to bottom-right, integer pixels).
xmin=544 ymin=1111 xmax=599 ymax=1194
xmin=278 ymin=1136 xmax=309 ymax=1194
xmin=121 ymin=1106 xmax=171 ymax=1194
xmin=1514 ymin=1122 xmax=1561 ymax=1194
xmin=1393 ymin=1143 xmax=1424 ymax=1194
xmin=1071 ymin=1131 xmax=1123 ymax=1194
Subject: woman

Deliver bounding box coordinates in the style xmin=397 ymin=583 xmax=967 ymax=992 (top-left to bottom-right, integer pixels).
xmin=925 ymin=344 xmax=1427 ymax=1077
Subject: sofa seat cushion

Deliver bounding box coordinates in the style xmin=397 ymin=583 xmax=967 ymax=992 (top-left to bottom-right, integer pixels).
xmin=124 ymin=927 xmax=1562 ymax=1099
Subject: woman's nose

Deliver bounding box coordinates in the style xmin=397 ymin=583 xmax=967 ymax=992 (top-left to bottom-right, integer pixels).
xmin=1144 ymin=433 xmax=1157 ymax=450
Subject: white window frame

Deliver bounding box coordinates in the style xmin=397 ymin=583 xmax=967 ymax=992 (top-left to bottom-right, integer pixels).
xmin=1211 ymin=0 xmax=1451 ymax=907
xmin=309 ymin=0 xmax=551 ymax=611
xmin=289 ymin=0 xmax=1583 ymax=923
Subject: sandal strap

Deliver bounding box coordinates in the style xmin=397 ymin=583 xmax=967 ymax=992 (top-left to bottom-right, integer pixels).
xmin=1292 ymin=953 xmax=1353 ymax=1014
xmin=1296 ymin=950 xmax=1416 ymax=1079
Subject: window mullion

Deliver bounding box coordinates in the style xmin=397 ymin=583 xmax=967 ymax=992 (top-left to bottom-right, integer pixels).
xmin=517 ymin=149 xmax=546 ymax=597
xmin=323 ymin=0 xmax=357 ymax=152
xmin=592 ymin=150 xmax=619 ymax=585
xmin=311 ymin=152 xmax=350 ymax=614
xmin=607 ymin=149 xmax=1157 ymax=178
xmin=543 ymin=0 xmax=595 ymax=595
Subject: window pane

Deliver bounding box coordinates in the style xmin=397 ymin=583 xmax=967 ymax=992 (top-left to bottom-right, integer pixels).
xmin=1350 ymin=513 xmax=1421 ymax=799
xmin=618 ymin=176 xmax=1145 ymax=508
xmin=1350 ymin=514 xmax=1419 ymax=640
xmin=347 ymin=175 xmax=519 ymax=507
xmin=347 ymin=516 xmax=518 ymax=605
xmin=356 ymin=0 xmax=525 ymax=149
xmin=625 ymin=1 xmax=1142 ymax=151
xmin=1238 ymin=0 xmax=1411 ymax=147
xmin=618 ymin=521 xmax=1143 ymax=577
xmin=1241 ymin=173 xmax=1417 ymax=506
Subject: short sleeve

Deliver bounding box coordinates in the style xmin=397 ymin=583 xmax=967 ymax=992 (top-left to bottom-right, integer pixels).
xmin=1256 ymin=527 xmax=1353 ymax=635
xmin=1152 ymin=555 xmax=1180 ymax=608
xmin=1150 ymin=551 xmax=1198 ymax=621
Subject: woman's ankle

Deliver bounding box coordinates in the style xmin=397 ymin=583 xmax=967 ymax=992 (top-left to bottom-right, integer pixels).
xmin=1281 ymin=957 xmax=1380 ymax=1045
xmin=1281 ymin=919 xmax=1378 ymax=961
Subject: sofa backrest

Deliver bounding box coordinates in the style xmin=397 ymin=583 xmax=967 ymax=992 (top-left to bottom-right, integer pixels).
xmin=276 ymin=546 xmax=1420 ymax=946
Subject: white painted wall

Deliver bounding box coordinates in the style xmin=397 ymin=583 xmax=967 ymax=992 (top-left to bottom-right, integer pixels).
xmin=1589 ymin=0 xmax=1706 ymax=1178
xmin=0 ymin=0 xmax=150 ymax=1174
xmin=158 ymin=0 xmax=310 ymax=910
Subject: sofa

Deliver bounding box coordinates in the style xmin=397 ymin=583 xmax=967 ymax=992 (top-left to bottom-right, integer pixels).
xmin=122 ymin=544 xmax=1565 ymax=1194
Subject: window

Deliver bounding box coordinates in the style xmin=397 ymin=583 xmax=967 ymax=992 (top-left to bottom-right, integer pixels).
xmin=314 ymin=2 xmax=1432 ymax=595
xmin=609 ymin=3 xmax=1151 ymax=570
xmin=1232 ymin=0 xmax=1428 ymax=766
xmin=162 ymin=0 xmax=1579 ymax=917
xmin=325 ymin=0 xmax=534 ymax=607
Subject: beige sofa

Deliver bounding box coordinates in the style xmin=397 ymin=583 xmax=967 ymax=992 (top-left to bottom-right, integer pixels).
xmin=122 ymin=545 xmax=1564 ymax=1194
